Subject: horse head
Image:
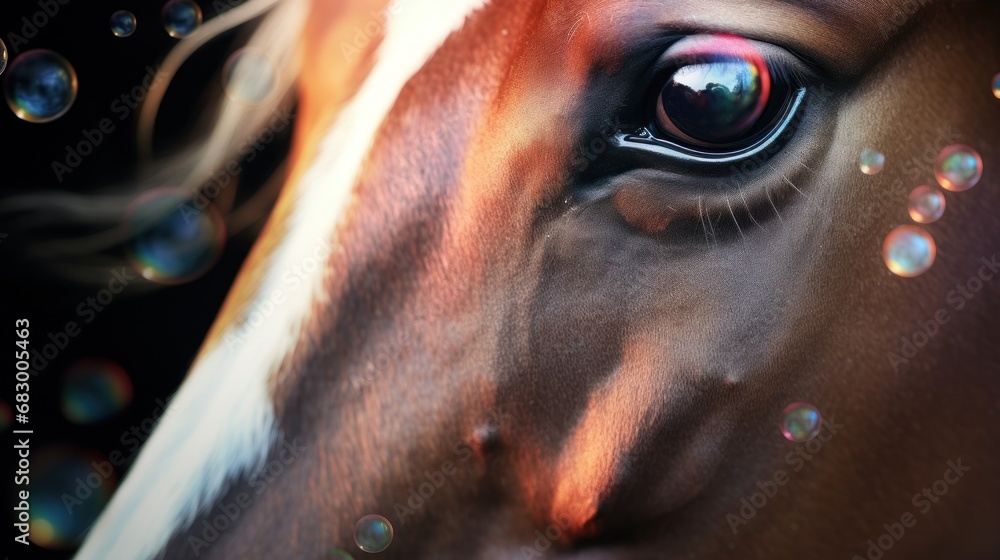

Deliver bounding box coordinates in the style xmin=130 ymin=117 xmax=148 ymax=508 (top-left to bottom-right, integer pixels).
xmin=77 ymin=0 xmax=1000 ymax=558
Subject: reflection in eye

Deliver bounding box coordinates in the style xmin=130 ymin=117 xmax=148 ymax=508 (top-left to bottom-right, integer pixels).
xmin=655 ymin=58 xmax=769 ymax=145
xmin=639 ymin=35 xmax=814 ymax=155
xmin=601 ymin=36 xmax=815 ymax=237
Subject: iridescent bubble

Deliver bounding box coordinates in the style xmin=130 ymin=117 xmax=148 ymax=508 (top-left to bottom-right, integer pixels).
xmin=223 ymin=48 xmax=278 ymax=104
xmin=0 ymin=400 xmax=11 ymax=431
xmin=992 ymin=73 xmax=1000 ymax=99
xmin=907 ymin=185 xmax=946 ymax=224
xmin=61 ymin=359 xmax=133 ymax=424
xmin=883 ymin=225 xmax=936 ymax=278
xmin=779 ymin=402 xmax=822 ymax=443
xmin=29 ymin=446 xmax=117 ymax=549
xmin=330 ymin=549 xmax=356 ymax=559
xmin=859 ymin=149 xmax=885 ymax=175
xmin=162 ymin=0 xmax=203 ymax=38
xmin=0 ymin=38 xmax=7 ymax=76
xmin=110 ymin=10 xmax=137 ymax=38
xmin=4 ymin=49 xmax=78 ymax=123
xmin=122 ymin=188 xmax=226 ymax=284
xmin=934 ymin=144 xmax=983 ymax=192
xmin=354 ymin=514 xmax=393 ymax=553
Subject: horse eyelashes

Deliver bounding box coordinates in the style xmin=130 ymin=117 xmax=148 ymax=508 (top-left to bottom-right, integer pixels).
xmin=570 ymin=34 xmax=824 ymax=240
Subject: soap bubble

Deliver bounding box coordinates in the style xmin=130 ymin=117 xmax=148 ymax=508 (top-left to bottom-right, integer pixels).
xmin=883 ymin=225 xmax=936 ymax=278
xmin=0 ymin=400 xmax=11 ymax=430
xmin=354 ymin=514 xmax=393 ymax=553
xmin=110 ymin=10 xmax=137 ymax=37
xmin=122 ymin=188 xmax=226 ymax=284
xmin=4 ymin=49 xmax=77 ymax=123
xmin=859 ymin=149 xmax=885 ymax=175
xmin=907 ymin=185 xmax=946 ymax=224
xmin=934 ymin=144 xmax=983 ymax=192
xmin=61 ymin=359 xmax=133 ymax=424
xmin=28 ymin=446 xmax=117 ymax=549
xmin=779 ymin=402 xmax=822 ymax=442
xmin=163 ymin=0 xmax=203 ymax=38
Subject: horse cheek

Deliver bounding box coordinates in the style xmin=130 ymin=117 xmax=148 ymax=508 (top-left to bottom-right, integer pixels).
xmin=453 ymin=442 xmax=473 ymax=463
xmin=911 ymin=492 xmax=932 ymax=515
xmin=946 ymin=289 xmax=967 ymax=311
xmin=785 ymin=451 xmax=804 ymax=472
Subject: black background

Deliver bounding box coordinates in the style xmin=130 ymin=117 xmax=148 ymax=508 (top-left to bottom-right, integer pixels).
xmin=0 ymin=1 xmax=288 ymax=558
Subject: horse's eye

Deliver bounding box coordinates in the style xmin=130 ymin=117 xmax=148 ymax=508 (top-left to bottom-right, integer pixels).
xmin=654 ymin=58 xmax=770 ymax=147
xmin=627 ymin=35 xmax=806 ymax=157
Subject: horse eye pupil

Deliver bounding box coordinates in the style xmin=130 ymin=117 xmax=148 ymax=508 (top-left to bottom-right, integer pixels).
xmin=655 ymin=59 xmax=769 ymax=145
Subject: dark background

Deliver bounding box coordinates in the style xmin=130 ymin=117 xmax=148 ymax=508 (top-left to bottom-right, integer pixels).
xmin=0 ymin=1 xmax=289 ymax=557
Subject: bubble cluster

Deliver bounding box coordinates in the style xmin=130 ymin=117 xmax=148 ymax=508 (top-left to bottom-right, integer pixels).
xmin=934 ymin=144 xmax=983 ymax=192
xmin=110 ymin=10 xmax=137 ymax=38
xmin=779 ymin=402 xmax=822 ymax=443
xmin=907 ymin=185 xmax=946 ymax=224
xmin=993 ymin=73 xmax=1000 ymax=99
xmin=883 ymin=225 xmax=936 ymax=278
xmin=224 ymin=48 xmax=278 ymax=104
xmin=28 ymin=447 xmax=117 ymax=549
xmin=122 ymin=188 xmax=226 ymax=284
xmin=163 ymin=0 xmax=203 ymax=38
xmin=4 ymin=49 xmax=77 ymax=123
xmin=859 ymin=149 xmax=885 ymax=175
xmin=61 ymin=359 xmax=133 ymax=424
xmin=354 ymin=514 xmax=393 ymax=553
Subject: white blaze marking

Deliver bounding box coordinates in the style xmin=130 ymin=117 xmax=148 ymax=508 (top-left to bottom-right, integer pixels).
xmin=73 ymin=0 xmax=486 ymax=558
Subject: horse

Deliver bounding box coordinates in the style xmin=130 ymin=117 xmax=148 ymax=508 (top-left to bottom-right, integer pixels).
xmin=75 ymin=0 xmax=1000 ymax=558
